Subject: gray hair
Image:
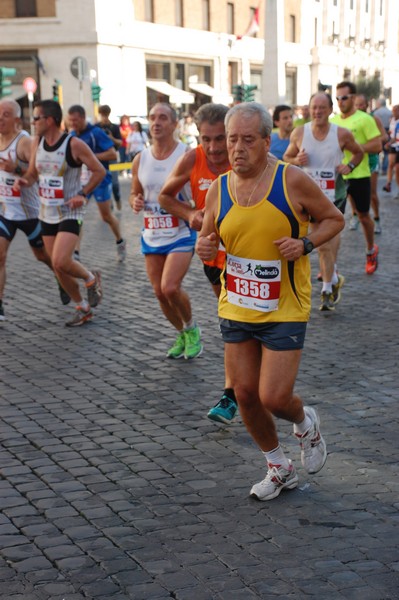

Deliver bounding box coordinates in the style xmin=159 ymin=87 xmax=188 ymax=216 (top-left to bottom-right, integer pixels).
xmin=0 ymin=99 xmax=21 ymax=118
xmin=225 ymin=102 xmax=273 ymax=138
xmin=194 ymin=103 xmax=229 ymax=129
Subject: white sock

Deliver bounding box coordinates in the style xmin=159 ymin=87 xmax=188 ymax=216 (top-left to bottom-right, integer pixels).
xmin=85 ymin=272 xmax=95 ymax=284
xmin=184 ymin=319 xmax=194 ymax=330
xmin=77 ymin=299 xmax=89 ymax=311
xmin=294 ymin=413 xmax=312 ymax=435
xmin=322 ymin=282 xmax=333 ymax=293
xmin=331 ymin=271 xmax=339 ymax=285
xmin=263 ymin=445 xmax=290 ymax=469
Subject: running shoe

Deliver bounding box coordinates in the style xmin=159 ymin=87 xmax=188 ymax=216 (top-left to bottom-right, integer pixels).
xmin=319 ymin=291 xmax=335 ymax=311
xmin=86 ymin=270 xmax=102 ymax=307
xmin=184 ymin=325 xmax=203 ymax=360
xmin=0 ymin=302 xmax=4 ymax=321
xmin=207 ymin=394 xmax=238 ymax=424
xmin=167 ymin=332 xmax=185 ymax=359
xmin=116 ymin=239 xmax=126 ymax=262
xmin=250 ymin=461 xmax=298 ymax=501
xmin=65 ymin=305 xmax=93 ymax=327
xmin=382 ymin=182 xmax=391 ymax=192
xmin=365 ymin=244 xmax=379 ymax=275
xmin=316 ymin=272 xmax=323 ymax=282
xmin=294 ymin=406 xmax=327 ymax=474
xmin=348 ymin=214 xmax=359 ymax=230
xmin=331 ymin=274 xmax=345 ymax=305
xmin=73 ymin=250 xmax=81 ymax=262
xmin=115 ymin=199 xmax=122 ymax=211
xmin=374 ymin=219 xmax=382 ymax=234
xmin=56 ymin=279 xmax=71 ymax=305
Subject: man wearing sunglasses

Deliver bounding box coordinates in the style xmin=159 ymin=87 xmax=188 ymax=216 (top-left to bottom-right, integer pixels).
xmin=331 ymin=81 xmax=382 ymax=274
xmin=17 ymin=100 xmax=105 ymax=326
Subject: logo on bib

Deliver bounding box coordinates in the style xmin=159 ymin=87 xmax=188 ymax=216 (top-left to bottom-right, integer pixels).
xmin=254 ymin=265 xmax=280 ymax=279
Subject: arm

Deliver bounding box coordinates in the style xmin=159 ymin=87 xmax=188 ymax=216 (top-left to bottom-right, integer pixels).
xmin=96 ymin=146 xmax=117 ymax=162
xmin=15 ymin=135 xmax=40 ymax=188
xmin=70 ymin=137 xmax=106 ymax=195
xmin=159 ymin=150 xmax=204 ymax=230
xmin=283 ymin=127 xmax=308 ymax=167
xmin=273 ymin=165 xmax=344 ymax=261
xmin=360 ymin=135 xmax=382 ymax=155
xmin=129 ymin=153 xmax=145 ymax=214
xmin=196 ymin=180 xmax=220 ymax=262
xmin=336 ymin=129 xmax=364 ymax=175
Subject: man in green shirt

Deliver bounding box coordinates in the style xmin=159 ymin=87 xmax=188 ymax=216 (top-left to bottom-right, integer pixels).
xmin=331 ymin=81 xmax=382 ymax=274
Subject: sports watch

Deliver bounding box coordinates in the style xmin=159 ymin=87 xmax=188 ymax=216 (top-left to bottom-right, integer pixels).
xmin=301 ymin=237 xmax=314 ymax=255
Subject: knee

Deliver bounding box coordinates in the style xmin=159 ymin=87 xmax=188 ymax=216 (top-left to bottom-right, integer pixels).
xmin=234 ymin=384 xmax=259 ymax=413
xmin=161 ymin=281 xmax=179 ymax=302
xmin=52 ymin=255 xmax=70 ymax=273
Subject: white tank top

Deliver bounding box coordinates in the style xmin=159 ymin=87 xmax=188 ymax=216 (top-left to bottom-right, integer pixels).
xmin=301 ymin=122 xmax=343 ymax=202
xmin=0 ymin=131 xmax=40 ymax=221
xmin=36 ymin=133 xmax=84 ymax=224
xmin=138 ymin=141 xmax=193 ymax=248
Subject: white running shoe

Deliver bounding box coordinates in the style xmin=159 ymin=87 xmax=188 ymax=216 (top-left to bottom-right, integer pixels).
xmin=250 ymin=460 xmax=298 ymax=501
xmin=295 ymin=406 xmax=327 ymax=474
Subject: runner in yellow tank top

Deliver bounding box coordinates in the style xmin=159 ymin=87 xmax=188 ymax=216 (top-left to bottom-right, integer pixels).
xmin=197 ymin=102 xmax=344 ymax=502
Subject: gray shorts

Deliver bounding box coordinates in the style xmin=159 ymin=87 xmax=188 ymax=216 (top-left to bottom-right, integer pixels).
xmin=219 ymin=319 xmax=307 ymax=351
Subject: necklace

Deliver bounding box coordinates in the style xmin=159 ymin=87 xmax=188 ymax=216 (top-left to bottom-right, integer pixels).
xmin=233 ymin=161 xmax=270 ymax=207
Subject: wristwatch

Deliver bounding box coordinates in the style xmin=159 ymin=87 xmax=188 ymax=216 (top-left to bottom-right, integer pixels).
xmin=347 ymin=162 xmax=356 ymax=172
xmin=301 ymin=237 xmax=314 ymax=255
xmin=77 ymin=189 xmax=87 ymax=198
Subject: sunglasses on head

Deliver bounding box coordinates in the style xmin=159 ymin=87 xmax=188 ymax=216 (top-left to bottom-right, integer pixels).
xmin=336 ymin=94 xmax=354 ymax=101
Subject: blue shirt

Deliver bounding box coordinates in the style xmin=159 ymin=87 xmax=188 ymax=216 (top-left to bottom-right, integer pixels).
xmin=270 ymin=133 xmax=290 ymax=161
xmin=71 ymin=123 xmax=113 ymax=185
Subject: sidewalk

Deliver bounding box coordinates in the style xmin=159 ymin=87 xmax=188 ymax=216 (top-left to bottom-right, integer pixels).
xmin=1 ymin=176 xmax=398 ymax=599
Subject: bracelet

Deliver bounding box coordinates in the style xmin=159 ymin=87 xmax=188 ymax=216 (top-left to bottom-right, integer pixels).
xmin=347 ymin=162 xmax=356 ymax=172
xmin=14 ymin=164 xmax=23 ymax=176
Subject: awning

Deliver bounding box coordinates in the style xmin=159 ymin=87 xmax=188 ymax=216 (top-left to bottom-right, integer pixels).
xmin=188 ymin=82 xmax=216 ymax=97
xmin=146 ymin=80 xmax=194 ymax=105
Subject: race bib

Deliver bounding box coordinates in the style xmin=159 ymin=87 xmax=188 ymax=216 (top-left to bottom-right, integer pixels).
xmin=307 ymin=168 xmax=335 ymax=202
xmin=225 ymin=254 xmax=281 ymax=312
xmin=38 ymin=175 xmax=65 ymax=206
xmin=144 ymin=214 xmax=179 ymax=230
xmin=0 ymin=172 xmax=20 ymax=203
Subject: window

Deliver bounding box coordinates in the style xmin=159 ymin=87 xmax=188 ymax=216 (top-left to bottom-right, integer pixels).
xmin=379 ymin=0 xmax=383 ymax=16
xmin=202 ymin=0 xmax=210 ymax=30
xmin=16 ymin=0 xmax=37 ymax=17
xmin=144 ymin=0 xmax=154 ymax=22
xmin=365 ymin=0 xmax=369 ymax=12
xmin=314 ymin=18 xmax=318 ymax=45
xmin=175 ymin=0 xmax=183 ymax=27
xmin=289 ymin=15 xmax=296 ymax=42
xmin=333 ymin=0 xmax=338 ymax=5
xmin=227 ymin=3 xmax=234 ymax=35
xmin=350 ymin=0 xmax=354 ymax=9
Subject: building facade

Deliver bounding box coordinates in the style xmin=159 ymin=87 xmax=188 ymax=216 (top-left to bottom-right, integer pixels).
xmin=0 ymin=0 xmax=398 ymax=125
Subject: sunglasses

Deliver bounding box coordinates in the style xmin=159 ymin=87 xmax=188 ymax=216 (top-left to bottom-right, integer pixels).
xmin=336 ymin=94 xmax=354 ymax=101
xmin=32 ymin=115 xmax=47 ymax=121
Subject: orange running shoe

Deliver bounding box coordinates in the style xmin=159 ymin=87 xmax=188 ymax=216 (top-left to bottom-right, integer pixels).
xmin=365 ymin=244 xmax=379 ymax=274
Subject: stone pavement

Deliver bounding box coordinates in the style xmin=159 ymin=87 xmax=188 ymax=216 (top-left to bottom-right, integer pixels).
xmin=1 ymin=176 xmax=399 ymax=600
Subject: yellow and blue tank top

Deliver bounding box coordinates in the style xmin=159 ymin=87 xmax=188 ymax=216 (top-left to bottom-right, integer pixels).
xmin=216 ymin=161 xmax=311 ymax=323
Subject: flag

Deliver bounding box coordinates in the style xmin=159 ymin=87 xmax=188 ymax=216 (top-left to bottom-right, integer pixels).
xmin=237 ymin=7 xmax=260 ymax=40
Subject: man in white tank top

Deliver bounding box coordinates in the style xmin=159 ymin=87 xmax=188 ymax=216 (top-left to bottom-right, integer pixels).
xmin=284 ymin=92 xmax=363 ymax=312
xmin=17 ymin=99 xmax=106 ymax=327
xmin=129 ymin=103 xmax=202 ymax=360
xmin=0 ymin=99 xmax=70 ymax=321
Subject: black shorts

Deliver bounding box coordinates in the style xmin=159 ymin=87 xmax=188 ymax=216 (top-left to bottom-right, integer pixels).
xmin=219 ymin=319 xmax=307 ymax=351
xmin=0 ymin=216 xmax=44 ymax=248
xmin=203 ymin=264 xmax=222 ymax=286
xmin=346 ymin=178 xmax=371 ymax=214
xmin=40 ymin=219 xmax=81 ymax=237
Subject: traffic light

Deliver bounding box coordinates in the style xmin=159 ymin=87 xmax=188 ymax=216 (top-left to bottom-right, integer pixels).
xmin=232 ymin=84 xmax=243 ymax=103
xmin=91 ymin=83 xmax=102 ymax=103
xmin=242 ymin=84 xmax=257 ymax=102
xmin=52 ymin=79 xmax=60 ymax=102
xmin=0 ymin=67 xmax=16 ymax=98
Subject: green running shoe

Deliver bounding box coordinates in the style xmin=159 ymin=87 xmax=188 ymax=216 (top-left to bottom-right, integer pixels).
xmin=207 ymin=394 xmax=238 ymax=424
xmin=167 ymin=331 xmax=185 ymax=359
xmin=184 ymin=325 xmax=203 ymax=360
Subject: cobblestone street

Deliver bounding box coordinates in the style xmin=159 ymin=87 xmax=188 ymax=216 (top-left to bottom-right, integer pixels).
xmin=1 ymin=176 xmax=398 ymax=600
